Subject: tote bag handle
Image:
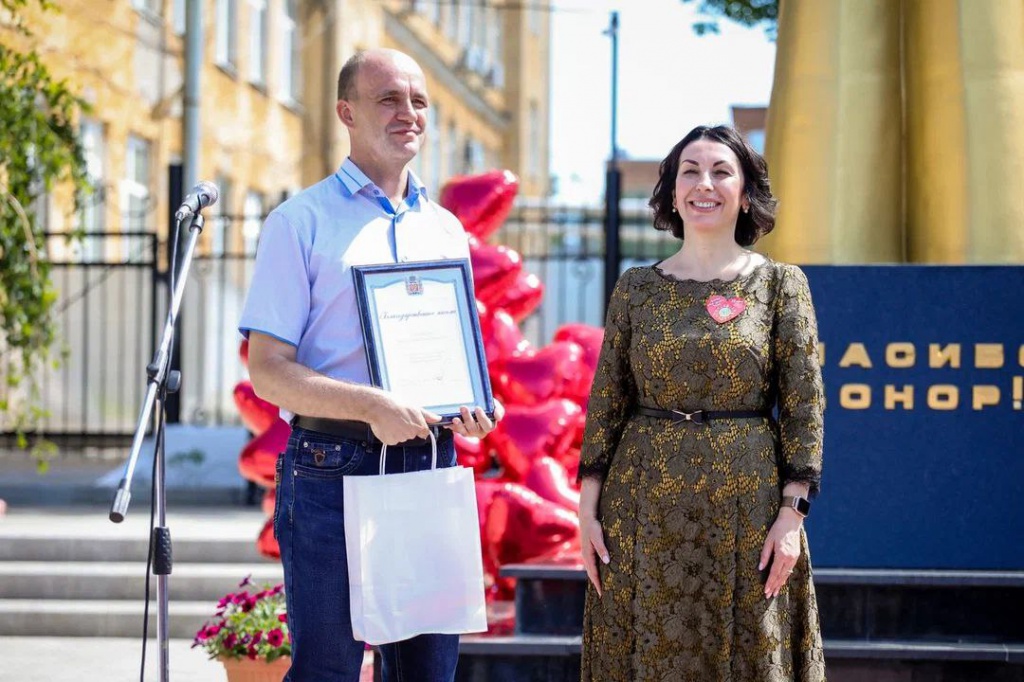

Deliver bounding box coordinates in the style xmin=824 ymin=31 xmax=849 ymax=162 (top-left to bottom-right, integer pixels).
xmin=378 ymin=428 xmax=438 ymax=475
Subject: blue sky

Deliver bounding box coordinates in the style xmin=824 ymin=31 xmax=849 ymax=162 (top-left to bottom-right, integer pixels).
xmin=548 ymin=0 xmax=777 ymax=203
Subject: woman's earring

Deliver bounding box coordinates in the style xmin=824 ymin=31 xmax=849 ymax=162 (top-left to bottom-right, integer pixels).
xmin=672 ymin=206 xmax=678 ymax=213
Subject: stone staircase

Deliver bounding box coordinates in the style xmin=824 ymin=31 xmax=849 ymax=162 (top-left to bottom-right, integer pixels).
xmin=0 ymin=507 xmax=281 ymax=640
xmin=455 ymin=562 xmax=1024 ymax=682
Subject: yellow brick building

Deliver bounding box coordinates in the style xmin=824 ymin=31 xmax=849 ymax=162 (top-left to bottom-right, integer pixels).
xmin=6 ymin=0 xmax=551 ymax=259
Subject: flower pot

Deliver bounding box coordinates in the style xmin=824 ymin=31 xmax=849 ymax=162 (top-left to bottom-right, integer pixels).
xmin=220 ymin=656 xmax=291 ymax=682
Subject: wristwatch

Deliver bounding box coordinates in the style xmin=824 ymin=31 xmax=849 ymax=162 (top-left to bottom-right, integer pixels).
xmin=781 ymin=495 xmax=811 ymax=518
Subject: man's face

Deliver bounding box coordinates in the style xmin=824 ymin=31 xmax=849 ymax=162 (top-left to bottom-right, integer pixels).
xmin=339 ymin=54 xmax=429 ymax=166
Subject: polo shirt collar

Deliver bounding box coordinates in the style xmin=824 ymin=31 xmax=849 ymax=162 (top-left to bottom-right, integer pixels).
xmin=335 ymin=158 xmax=428 ymax=205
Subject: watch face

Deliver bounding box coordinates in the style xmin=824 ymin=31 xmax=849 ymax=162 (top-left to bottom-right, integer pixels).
xmin=795 ymin=497 xmax=811 ymax=515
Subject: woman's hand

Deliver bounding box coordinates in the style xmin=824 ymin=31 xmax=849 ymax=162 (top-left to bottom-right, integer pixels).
xmin=580 ymin=515 xmax=610 ymax=597
xmin=758 ymin=507 xmax=803 ymax=599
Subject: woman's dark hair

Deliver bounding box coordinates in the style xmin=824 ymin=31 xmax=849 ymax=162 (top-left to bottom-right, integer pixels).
xmin=649 ymin=125 xmax=777 ymax=246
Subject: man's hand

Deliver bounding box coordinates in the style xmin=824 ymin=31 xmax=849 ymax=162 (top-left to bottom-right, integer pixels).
xmin=368 ymin=393 xmax=442 ymax=445
xmin=447 ymin=398 xmax=504 ymax=438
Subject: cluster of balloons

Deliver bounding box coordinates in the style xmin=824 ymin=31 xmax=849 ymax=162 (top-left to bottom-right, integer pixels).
xmin=232 ymin=170 xmax=603 ymax=599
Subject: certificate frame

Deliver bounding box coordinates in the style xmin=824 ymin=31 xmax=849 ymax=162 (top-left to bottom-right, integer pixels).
xmin=352 ymin=259 xmax=495 ymax=424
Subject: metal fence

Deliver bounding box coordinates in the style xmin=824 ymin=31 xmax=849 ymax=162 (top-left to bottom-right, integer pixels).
xmin=9 ymin=204 xmax=675 ymax=443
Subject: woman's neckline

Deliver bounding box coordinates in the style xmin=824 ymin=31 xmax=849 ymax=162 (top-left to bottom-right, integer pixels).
xmin=651 ymin=254 xmax=772 ymax=285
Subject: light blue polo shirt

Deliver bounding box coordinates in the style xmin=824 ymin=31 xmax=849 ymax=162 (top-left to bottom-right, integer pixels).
xmin=238 ymin=158 xmax=471 ymax=396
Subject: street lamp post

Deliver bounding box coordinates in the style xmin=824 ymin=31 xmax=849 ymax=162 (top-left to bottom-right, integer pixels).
xmin=603 ymin=11 xmax=622 ymax=312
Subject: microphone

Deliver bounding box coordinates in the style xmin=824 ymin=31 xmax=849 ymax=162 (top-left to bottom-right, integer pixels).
xmin=174 ymin=180 xmax=220 ymax=222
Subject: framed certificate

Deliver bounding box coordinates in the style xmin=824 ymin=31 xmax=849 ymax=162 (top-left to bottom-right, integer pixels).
xmin=352 ymin=259 xmax=495 ymax=424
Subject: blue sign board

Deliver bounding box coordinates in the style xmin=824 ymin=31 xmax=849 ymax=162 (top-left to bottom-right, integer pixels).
xmin=802 ymin=265 xmax=1023 ymax=569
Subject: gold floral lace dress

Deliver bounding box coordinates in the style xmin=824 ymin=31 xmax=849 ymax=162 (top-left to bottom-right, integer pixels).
xmin=578 ymin=260 xmax=826 ymax=682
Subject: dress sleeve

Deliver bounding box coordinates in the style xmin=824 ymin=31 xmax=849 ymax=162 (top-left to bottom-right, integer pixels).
xmin=772 ymin=264 xmax=824 ymax=496
xmin=577 ymin=268 xmax=637 ymax=484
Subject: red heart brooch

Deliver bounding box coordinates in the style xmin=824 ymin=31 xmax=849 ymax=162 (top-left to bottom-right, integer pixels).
xmin=706 ymin=295 xmax=746 ymax=324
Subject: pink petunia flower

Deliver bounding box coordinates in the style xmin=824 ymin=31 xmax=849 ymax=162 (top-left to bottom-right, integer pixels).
xmin=267 ymin=628 xmax=284 ymax=647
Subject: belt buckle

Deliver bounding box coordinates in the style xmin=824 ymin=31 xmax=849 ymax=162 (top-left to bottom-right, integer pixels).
xmin=671 ymin=409 xmax=706 ymax=425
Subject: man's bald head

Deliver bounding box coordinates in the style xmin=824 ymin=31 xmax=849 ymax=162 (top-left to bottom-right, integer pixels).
xmin=337 ymin=49 xmax=422 ymax=101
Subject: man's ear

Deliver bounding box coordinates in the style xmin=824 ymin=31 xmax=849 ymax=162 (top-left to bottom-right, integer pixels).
xmin=336 ymin=100 xmax=354 ymax=127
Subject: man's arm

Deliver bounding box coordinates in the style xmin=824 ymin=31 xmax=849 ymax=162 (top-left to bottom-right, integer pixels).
xmin=247 ymin=331 xmax=439 ymax=444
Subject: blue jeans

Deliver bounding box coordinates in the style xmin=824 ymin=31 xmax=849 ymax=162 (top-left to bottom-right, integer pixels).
xmin=274 ymin=426 xmax=460 ymax=682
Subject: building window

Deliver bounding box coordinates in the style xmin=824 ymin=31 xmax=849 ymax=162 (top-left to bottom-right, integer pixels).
xmin=442 ymin=1 xmax=457 ymax=41
xmin=215 ymin=0 xmax=237 ymax=70
xmin=131 ymin=0 xmax=159 ymax=18
xmin=172 ymin=0 xmax=186 ymax=35
xmin=122 ymin=135 xmax=151 ymax=259
xmin=79 ymin=119 xmax=106 ymax=261
xmin=528 ymin=101 xmax=540 ymax=179
xmin=457 ymin=0 xmax=473 ymax=50
xmin=243 ymin=190 xmax=263 ymax=255
xmin=248 ymin=0 xmax=268 ymax=85
xmin=447 ymin=122 xmax=459 ymax=181
xmin=279 ymin=0 xmax=300 ymax=103
xmin=529 ymin=2 xmax=542 ymax=36
xmin=466 ymin=136 xmax=485 ymax=174
xmin=428 ymin=0 xmax=440 ymax=25
xmin=212 ymin=176 xmax=232 ymax=256
xmin=428 ymin=103 xmax=441 ymax=188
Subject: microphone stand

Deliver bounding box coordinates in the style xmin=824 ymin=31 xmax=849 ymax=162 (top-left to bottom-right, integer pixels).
xmin=109 ymin=211 xmax=206 ymax=682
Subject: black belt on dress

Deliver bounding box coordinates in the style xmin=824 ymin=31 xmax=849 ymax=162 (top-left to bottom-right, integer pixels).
xmin=290 ymin=415 xmax=436 ymax=447
xmin=636 ymin=405 xmax=771 ymax=425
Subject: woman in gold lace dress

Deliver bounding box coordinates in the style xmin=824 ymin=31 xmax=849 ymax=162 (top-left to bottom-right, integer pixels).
xmin=577 ymin=125 xmax=826 ymax=681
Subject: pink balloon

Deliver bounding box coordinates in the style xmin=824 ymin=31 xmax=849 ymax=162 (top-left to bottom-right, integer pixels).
xmin=489 ymin=271 xmax=544 ymax=323
xmin=439 ymin=170 xmax=520 ymax=241
xmin=481 ymin=308 xmax=531 ymax=366
xmin=524 ymin=456 xmax=580 ymax=510
xmin=484 ymin=483 xmax=580 ymax=599
xmin=256 ymin=518 xmax=280 ymax=559
xmin=486 ymin=399 xmax=585 ymax=481
xmin=469 ymin=236 xmax=523 ymax=307
xmin=233 ymin=381 xmax=280 ymax=435
xmin=455 ymin=434 xmax=493 ymax=476
xmin=238 ymin=419 xmax=289 ymax=487
xmin=553 ymin=324 xmax=605 ymax=406
xmin=492 ymin=341 xmax=584 ymax=407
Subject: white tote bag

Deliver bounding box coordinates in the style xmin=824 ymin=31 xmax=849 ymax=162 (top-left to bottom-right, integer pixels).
xmin=343 ymin=433 xmax=488 ymax=645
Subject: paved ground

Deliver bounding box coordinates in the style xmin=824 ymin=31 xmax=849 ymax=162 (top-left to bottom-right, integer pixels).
xmin=0 ymin=637 xmax=375 ymax=681
xmin=0 ymin=636 xmax=224 ymax=681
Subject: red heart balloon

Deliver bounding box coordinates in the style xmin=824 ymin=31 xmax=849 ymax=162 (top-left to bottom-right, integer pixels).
xmin=481 ymin=308 xmax=531 ymax=367
xmin=455 ymin=434 xmax=493 ymax=476
xmin=553 ymin=324 xmax=605 ymax=406
xmin=486 ymin=399 xmax=584 ymax=481
xmin=484 ymin=483 xmax=580 ymax=598
xmin=490 ymin=271 xmax=544 ymax=323
xmin=475 ymin=480 xmax=506 ymax=598
xmin=439 ymin=170 xmax=520 ymax=241
xmin=469 ymin=236 xmax=523 ymax=307
xmin=493 ymin=341 xmax=584 ymax=407
xmin=233 ymin=380 xmax=280 ymax=435
xmin=524 ymin=456 xmax=580 ymax=511
xmin=238 ymin=419 xmax=289 ymax=487
xmin=261 ymin=487 xmax=276 ymax=516
xmin=256 ymin=517 xmax=280 ymax=559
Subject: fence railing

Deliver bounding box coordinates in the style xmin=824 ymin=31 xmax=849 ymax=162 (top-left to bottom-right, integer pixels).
xmin=6 ymin=205 xmax=675 ymax=443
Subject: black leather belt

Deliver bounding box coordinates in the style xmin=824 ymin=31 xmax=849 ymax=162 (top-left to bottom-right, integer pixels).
xmin=637 ymin=406 xmax=771 ymax=425
xmin=290 ymin=416 xmax=436 ymax=447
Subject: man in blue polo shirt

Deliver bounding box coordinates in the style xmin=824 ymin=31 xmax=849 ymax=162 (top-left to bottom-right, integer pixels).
xmin=239 ymin=48 xmax=502 ymax=682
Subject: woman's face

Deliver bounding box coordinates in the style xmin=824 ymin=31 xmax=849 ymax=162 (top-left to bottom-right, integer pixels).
xmin=672 ymin=139 xmax=747 ymax=236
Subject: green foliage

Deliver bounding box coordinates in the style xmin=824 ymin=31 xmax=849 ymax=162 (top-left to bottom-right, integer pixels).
xmin=682 ymin=0 xmax=778 ymax=38
xmin=0 ymin=0 xmax=91 ymax=454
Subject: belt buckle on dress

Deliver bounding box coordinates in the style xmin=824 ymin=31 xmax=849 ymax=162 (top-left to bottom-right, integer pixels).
xmin=671 ymin=409 xmax=706 ymax=425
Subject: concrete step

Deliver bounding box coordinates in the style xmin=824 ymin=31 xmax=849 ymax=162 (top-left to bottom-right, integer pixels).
xmin=0 ymin=562 xmax=282 ymax=601
xmin=0 ymin=599 xmax=221 ymax=639
xmin=0 ymin=535 xmax=266 ymax=563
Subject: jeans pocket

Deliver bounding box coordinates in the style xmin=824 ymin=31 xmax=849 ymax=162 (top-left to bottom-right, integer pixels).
xmin=272 ymin=453 xmax=284 ymax=540
xmin=292 ymin=435 xmax=365 ymax=479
